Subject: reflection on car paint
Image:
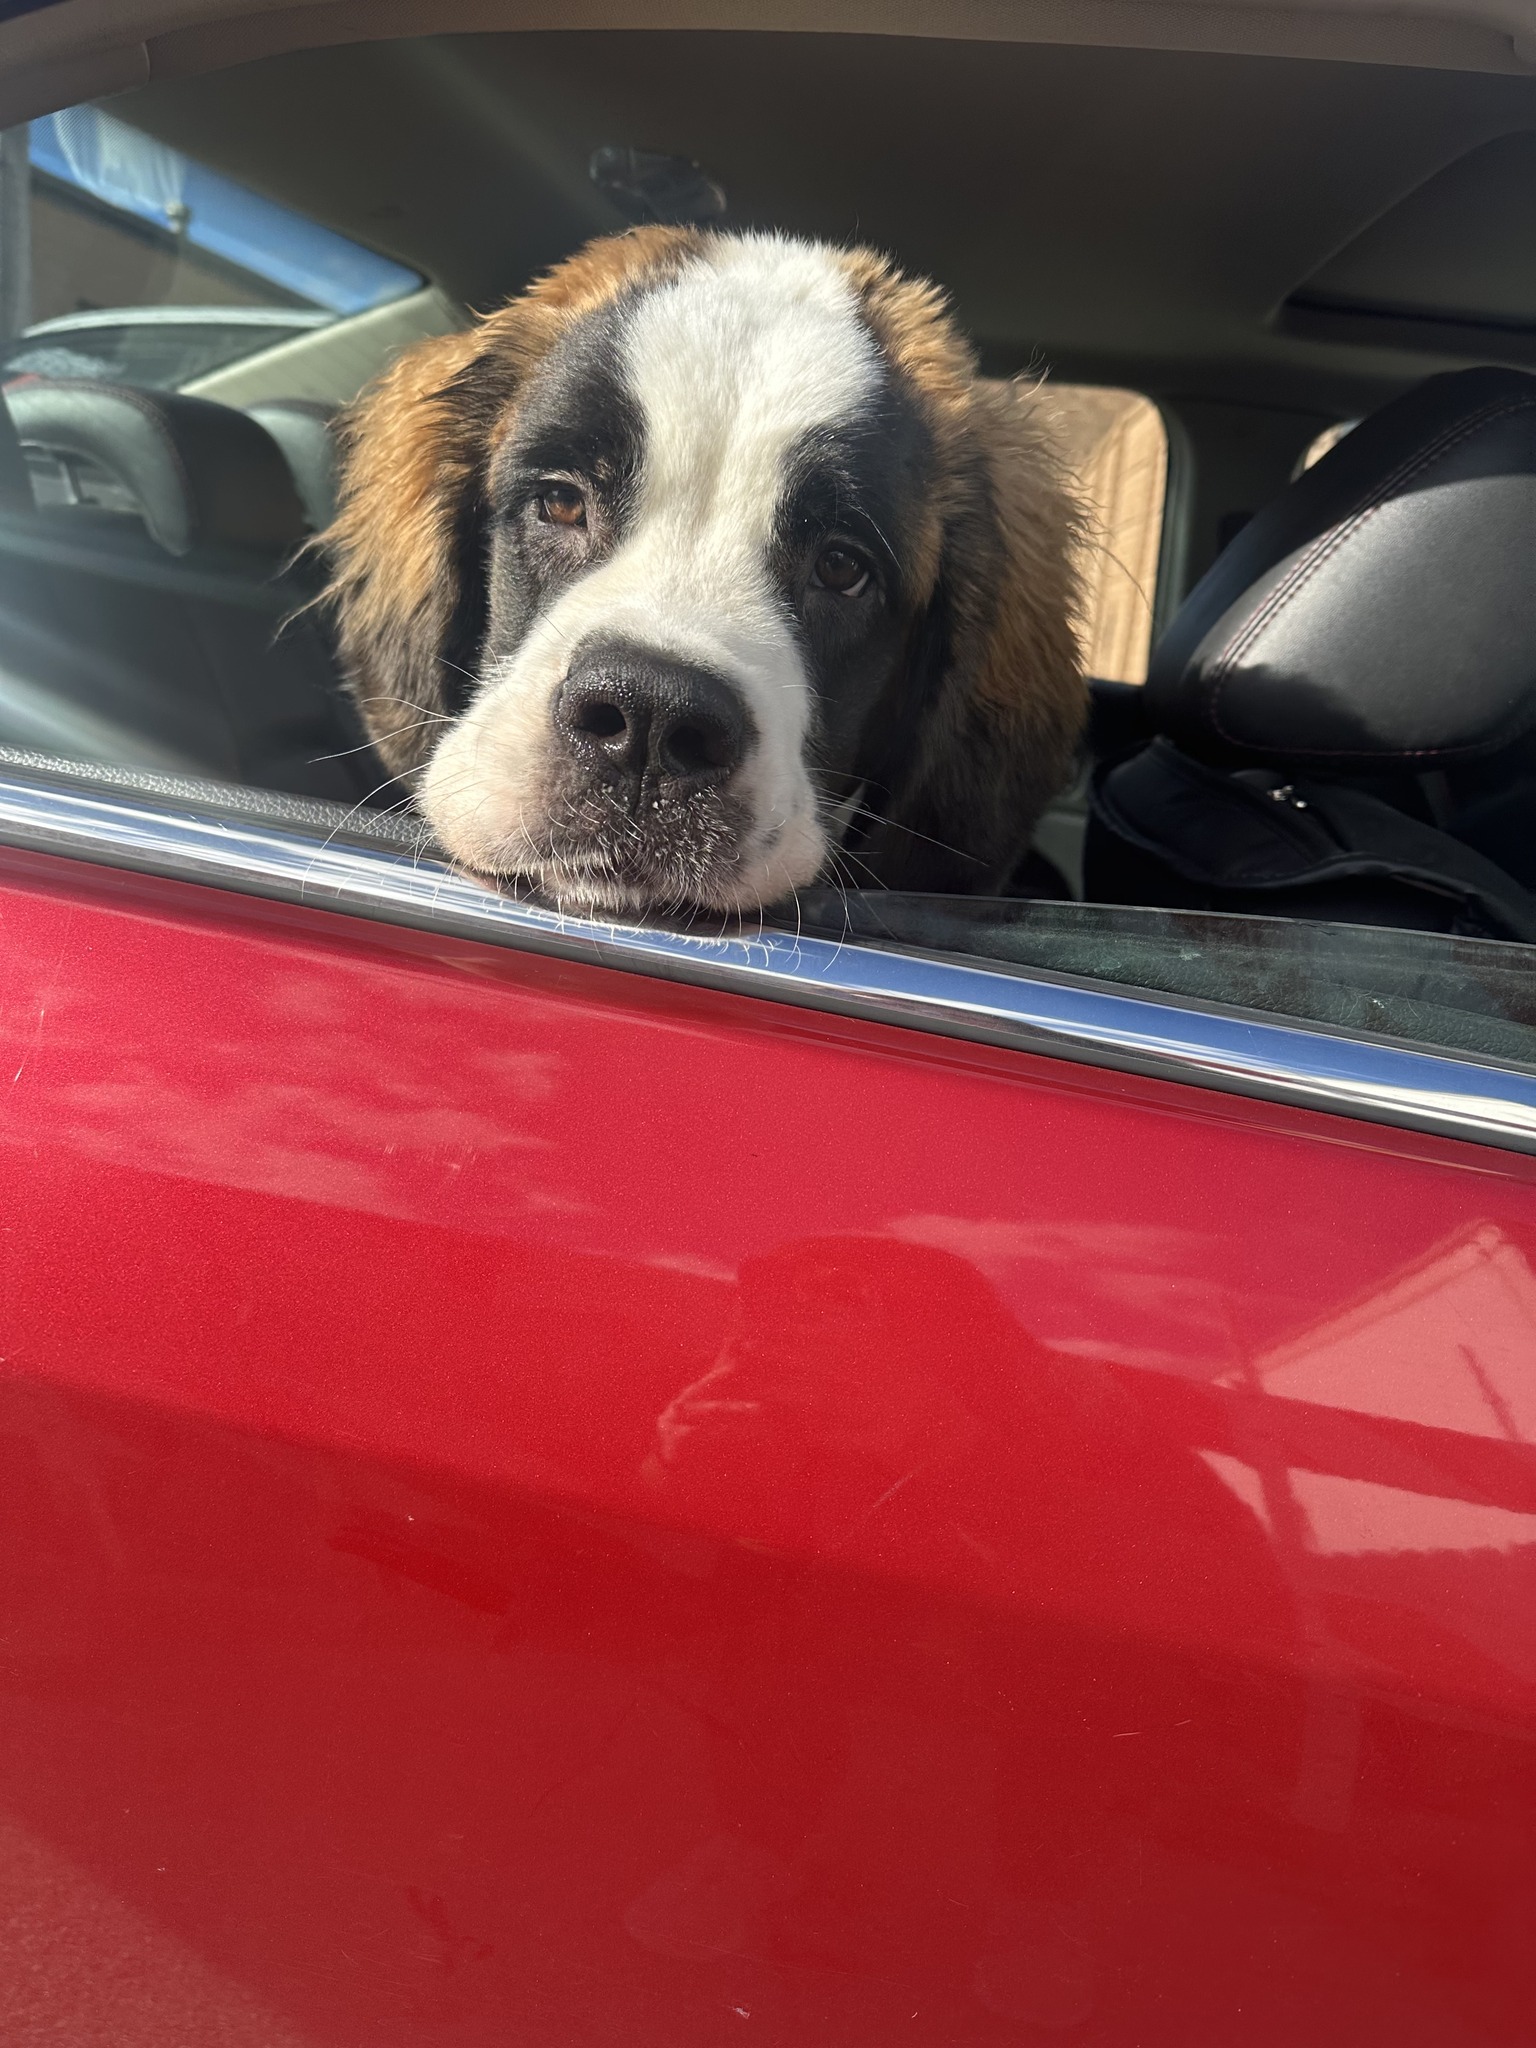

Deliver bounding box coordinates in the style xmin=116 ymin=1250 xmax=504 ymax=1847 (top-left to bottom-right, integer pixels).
xmin=1252 ymin=1222 xmax=1536 ymax=1438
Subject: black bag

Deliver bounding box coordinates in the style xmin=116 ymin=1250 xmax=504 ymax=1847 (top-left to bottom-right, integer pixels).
xmin=1087 ymin=738 xmax=1536 ymax=944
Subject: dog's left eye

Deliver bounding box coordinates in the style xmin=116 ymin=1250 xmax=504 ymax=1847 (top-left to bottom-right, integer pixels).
xmin=813 ymin=545 xmax=870 ymax=597
xmin=538 ymin=483 xmax=587 ymax=528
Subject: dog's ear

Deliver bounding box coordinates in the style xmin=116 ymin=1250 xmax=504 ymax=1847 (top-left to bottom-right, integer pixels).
xmin=323 ymin=323 xmax=513 ymax=776
xmin=323 ymin=226 xmax=703 ymax=775
xmin=856 ymin=378 xmax=1088 ymax=893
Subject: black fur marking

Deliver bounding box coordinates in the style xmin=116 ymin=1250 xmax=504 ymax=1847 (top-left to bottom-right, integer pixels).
xmin=482 ymin=299 xmax=645 ymax=669
xmin=769 ymin=374 xmax=935 ymax=788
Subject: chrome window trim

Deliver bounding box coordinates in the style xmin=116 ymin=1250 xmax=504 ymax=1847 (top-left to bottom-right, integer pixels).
xmin=2 ymin=770 xmax=1535 ymax=1157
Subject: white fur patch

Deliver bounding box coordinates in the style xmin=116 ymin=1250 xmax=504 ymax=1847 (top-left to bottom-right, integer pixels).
xmin=421 ymin=234 xmax=881 ymax=912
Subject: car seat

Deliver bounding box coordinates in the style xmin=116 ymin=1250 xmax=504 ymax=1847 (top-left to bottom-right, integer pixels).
xmin=244 ymin=397 xmax=340 ymax=533
xmin=1087 ymin=367 xmax=1536 ymax=939
xmin=0 ymin=379 xmax=385 ymax=803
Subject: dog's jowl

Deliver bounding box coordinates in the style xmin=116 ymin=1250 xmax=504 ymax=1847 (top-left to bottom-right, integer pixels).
xmin=325 ymin=228 xmax=1086 ymax=913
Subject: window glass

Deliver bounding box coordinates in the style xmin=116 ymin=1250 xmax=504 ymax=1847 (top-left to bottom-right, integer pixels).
xmin=1048 ymin=384 xmax=1167 ymax=683
xmin=781 ymin=892 xmax=1536 ymax=1071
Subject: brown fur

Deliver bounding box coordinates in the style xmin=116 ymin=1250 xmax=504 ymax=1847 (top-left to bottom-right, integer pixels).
xmin=838 ymin=246 xmax=1087 ymax=888
xmin=323 ymin=228 xmax=1086 ymax=892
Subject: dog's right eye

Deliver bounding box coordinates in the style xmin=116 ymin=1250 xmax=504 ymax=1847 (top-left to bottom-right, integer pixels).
xmin=813 ymin=544 xmax=871 ymax=597
xmin=537 ymin=484 xmax=587 ymax=528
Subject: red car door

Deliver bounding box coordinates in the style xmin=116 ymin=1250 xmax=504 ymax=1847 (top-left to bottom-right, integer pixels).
xmin=2 ymin=765 xmax=1535 ymax=2047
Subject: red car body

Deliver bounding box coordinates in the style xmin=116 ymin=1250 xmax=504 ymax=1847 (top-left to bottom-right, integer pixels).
xmin=3 ymin=822 xmax=1535 ymax=2046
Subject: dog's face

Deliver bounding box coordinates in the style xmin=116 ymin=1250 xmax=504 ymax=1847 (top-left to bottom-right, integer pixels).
xmin=327 ymin=229 xmax=1085 ymax=912
xmin=441 ymin=239 xmax=929 ymax=911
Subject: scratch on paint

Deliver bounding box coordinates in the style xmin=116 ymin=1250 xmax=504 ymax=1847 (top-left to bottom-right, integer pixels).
xmin=10 ymin=913 xmax=76 ymax=1088
xmin=11 ymin=1004 xmax=43 ymax=1087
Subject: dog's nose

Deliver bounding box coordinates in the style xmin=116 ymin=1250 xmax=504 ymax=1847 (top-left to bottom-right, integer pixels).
xmin=554 ymin=647 xmax=749 ymax=794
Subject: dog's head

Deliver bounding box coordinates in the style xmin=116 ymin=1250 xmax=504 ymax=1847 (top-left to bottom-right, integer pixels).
xmin=325 ymin=228 xmax=1085 ymax=912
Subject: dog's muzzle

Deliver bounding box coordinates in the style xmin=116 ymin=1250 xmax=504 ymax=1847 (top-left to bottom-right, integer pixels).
xmin=418 ymin=626 xmax=822 ymax=910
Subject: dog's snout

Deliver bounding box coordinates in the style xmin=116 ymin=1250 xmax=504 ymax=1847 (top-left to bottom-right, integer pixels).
xmin=555 ymin=646 xmax=750 ymax=794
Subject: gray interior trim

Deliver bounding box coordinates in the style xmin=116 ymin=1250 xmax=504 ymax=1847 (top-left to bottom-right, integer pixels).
xmin=184 ymin=287 xmax=465 ymax=407
xmin=0 ymin=758 xmax=1532 ymax=1156
xmin=2 ymin=0 xmax=1531 ymax=120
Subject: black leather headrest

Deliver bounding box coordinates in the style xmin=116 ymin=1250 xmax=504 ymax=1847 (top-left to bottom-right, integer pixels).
xmin=3 ymin=380 xmax=308 ymax=556
xmin=1147 ymin=367 xmax=1536 ymax=768
xmin=245 ymin=399 xmax=338 ymax=532
xmin=0 ymin=386 xmax=34 ymax=516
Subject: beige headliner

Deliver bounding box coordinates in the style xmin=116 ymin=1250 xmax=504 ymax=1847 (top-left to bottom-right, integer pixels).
xmin=4 ymin=0 xmax=1536 ymax=130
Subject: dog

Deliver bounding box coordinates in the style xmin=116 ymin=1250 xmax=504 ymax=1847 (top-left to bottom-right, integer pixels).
xmin=323 ymin=227 xmax=1086 ymax=914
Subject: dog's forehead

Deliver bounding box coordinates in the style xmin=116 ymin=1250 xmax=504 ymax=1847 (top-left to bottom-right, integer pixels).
xmin=619 ymin=237 xmax=882 ymax=451
xmin=498 ymin=238 xmax=899 ymax=472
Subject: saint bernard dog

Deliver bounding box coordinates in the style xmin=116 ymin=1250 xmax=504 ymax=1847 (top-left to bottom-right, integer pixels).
xmin=324 ymin=227 xmax=1086 ymax=914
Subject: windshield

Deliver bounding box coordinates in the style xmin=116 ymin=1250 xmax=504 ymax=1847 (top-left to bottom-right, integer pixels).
xmin=3 ymin=107 xmax=421 ymax=389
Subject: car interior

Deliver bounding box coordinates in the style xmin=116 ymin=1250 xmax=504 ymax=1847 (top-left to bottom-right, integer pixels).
xmin=3 ymin=23 xmax=1536 ymax=1063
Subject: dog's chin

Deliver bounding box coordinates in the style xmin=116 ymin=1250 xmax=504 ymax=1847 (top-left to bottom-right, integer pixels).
xmin=433 ymin=811 xmax=829 ymax=921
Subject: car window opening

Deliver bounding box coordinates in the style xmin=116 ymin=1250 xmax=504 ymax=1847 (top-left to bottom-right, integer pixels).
xmin=0 ymin=44 xmax=1532 ymax=1087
